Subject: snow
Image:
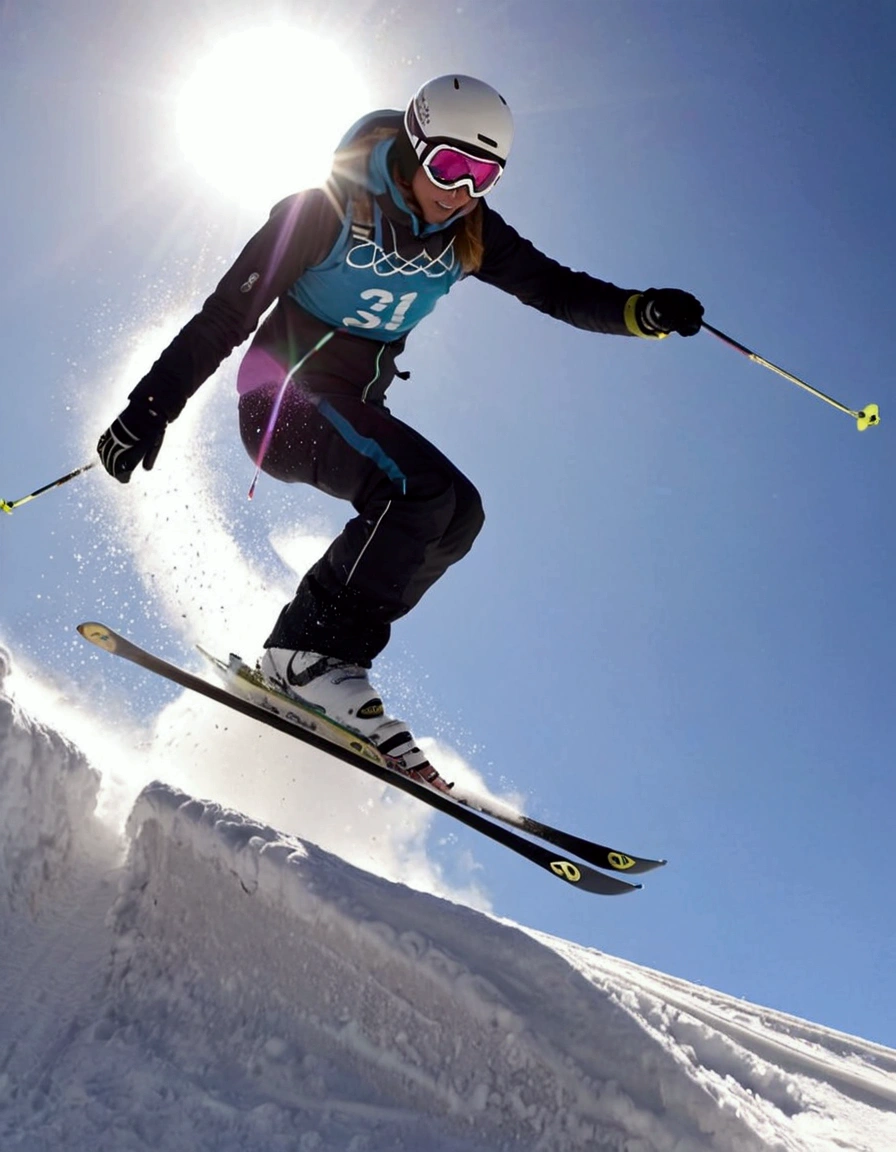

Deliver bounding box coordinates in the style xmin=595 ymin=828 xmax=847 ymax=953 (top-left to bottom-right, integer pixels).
xmin=2 ymin=646 xmax=895 ymax=1151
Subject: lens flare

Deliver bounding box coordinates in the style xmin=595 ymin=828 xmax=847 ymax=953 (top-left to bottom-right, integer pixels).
xmin=176 ymin=26 xmax=369 ymax=211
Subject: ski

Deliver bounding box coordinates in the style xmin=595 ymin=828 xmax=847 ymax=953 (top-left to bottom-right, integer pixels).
xmin=198 ymin=648 xmax=666 ymax=878
xmin=77 ymin=621 xmax=648 ymax=896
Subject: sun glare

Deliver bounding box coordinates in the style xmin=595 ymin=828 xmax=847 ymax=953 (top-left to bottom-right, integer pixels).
xmin=176 ymin=27 xmax=370 ymax=212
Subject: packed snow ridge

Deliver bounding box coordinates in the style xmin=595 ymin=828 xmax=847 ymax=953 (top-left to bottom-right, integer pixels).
xmin=2 ymin=646 xmax=895 ymax=1151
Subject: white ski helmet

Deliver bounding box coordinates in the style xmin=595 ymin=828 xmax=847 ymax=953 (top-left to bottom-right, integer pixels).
xmin=404 ymin=74 xmax=514 ymax=180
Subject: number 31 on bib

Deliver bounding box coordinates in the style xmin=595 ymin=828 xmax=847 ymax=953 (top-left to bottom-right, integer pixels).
xmin=343 ymin=290 xmax=418 ymax=333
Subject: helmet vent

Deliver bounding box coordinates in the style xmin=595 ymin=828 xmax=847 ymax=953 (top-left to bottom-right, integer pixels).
xmin=477 ymin=133 xmax=498 ymax=148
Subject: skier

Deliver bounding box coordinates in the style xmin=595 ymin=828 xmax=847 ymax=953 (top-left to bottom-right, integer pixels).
xmin=97 ymin=74 xmax=704 ymax=790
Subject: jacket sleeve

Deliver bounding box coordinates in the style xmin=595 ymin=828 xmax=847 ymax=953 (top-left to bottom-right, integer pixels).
xmin=473 ymin=202 xmax=640 ymax=337
xmin=129 ymin=189 xmax=342 ymax=420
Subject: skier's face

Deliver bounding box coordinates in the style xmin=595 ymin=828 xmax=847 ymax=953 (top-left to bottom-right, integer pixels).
xmin=409 ymin=167 xmax=473 ymax=224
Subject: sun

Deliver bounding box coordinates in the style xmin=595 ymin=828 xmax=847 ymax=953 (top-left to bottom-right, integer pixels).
xmin=176 ymin=27 xmax=370 ymax=212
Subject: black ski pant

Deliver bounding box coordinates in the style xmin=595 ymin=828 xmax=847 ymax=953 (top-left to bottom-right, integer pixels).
xmin=239 ymin=379 xmax=484 ymax=665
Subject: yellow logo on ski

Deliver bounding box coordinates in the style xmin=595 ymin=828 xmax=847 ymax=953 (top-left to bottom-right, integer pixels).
xmin=77 ymin=623 xmax=118 ymax=654
xmin=550 ymin=860 xmax=582 ymax=884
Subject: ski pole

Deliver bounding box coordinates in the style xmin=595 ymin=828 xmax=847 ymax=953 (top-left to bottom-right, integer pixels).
xmin=701 ymin=321 xmax=880 ymax=432
xmin=1 ymin=461 xmax=96 ymax=514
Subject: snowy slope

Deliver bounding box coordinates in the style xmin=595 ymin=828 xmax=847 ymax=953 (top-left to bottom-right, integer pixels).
xmin=2 ymin=647 xmax=895 ymax=1152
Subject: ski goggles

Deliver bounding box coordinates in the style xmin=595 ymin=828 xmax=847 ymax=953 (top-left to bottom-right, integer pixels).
xmin=421 ymin=144 xmax=504 ymax=197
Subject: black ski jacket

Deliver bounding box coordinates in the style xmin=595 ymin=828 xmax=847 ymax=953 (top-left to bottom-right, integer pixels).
xmin=130 ymin=138 xmax=643 ymax=418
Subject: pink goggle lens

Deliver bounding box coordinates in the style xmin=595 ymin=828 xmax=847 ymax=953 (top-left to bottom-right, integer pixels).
xmin=425 ymin=147 xmax=502 ymax=195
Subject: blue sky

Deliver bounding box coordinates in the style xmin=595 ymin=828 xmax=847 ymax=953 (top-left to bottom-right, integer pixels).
xmin=2 ymin=0 xmax=895 ymax=1047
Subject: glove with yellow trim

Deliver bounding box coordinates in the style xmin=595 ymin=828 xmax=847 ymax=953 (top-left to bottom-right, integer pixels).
xmin=628 ymin=288 xmax=704 ymax=338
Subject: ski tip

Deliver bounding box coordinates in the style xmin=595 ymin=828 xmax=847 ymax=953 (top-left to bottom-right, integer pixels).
xmin=618 ymin=859 xmax=666 ymax=876
xmin=606 ymin=879 xmax=642 ymax=895
xmin=77 ymin=622 xmax=119 ymax=653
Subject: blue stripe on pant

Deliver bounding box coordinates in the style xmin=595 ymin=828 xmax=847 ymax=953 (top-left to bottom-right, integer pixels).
xmin=317 ymin=399 xmax=408 ymax=495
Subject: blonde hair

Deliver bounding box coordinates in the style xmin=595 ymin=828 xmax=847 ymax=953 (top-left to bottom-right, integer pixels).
xmin=333 ymin=127 xmax=484 ymax=275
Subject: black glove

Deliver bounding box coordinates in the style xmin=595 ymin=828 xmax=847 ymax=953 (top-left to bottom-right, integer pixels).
xmin=637 ymin=288 xmax=704 ymax=337
xmin=97 ymin=396 xmax=167 ymax=483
